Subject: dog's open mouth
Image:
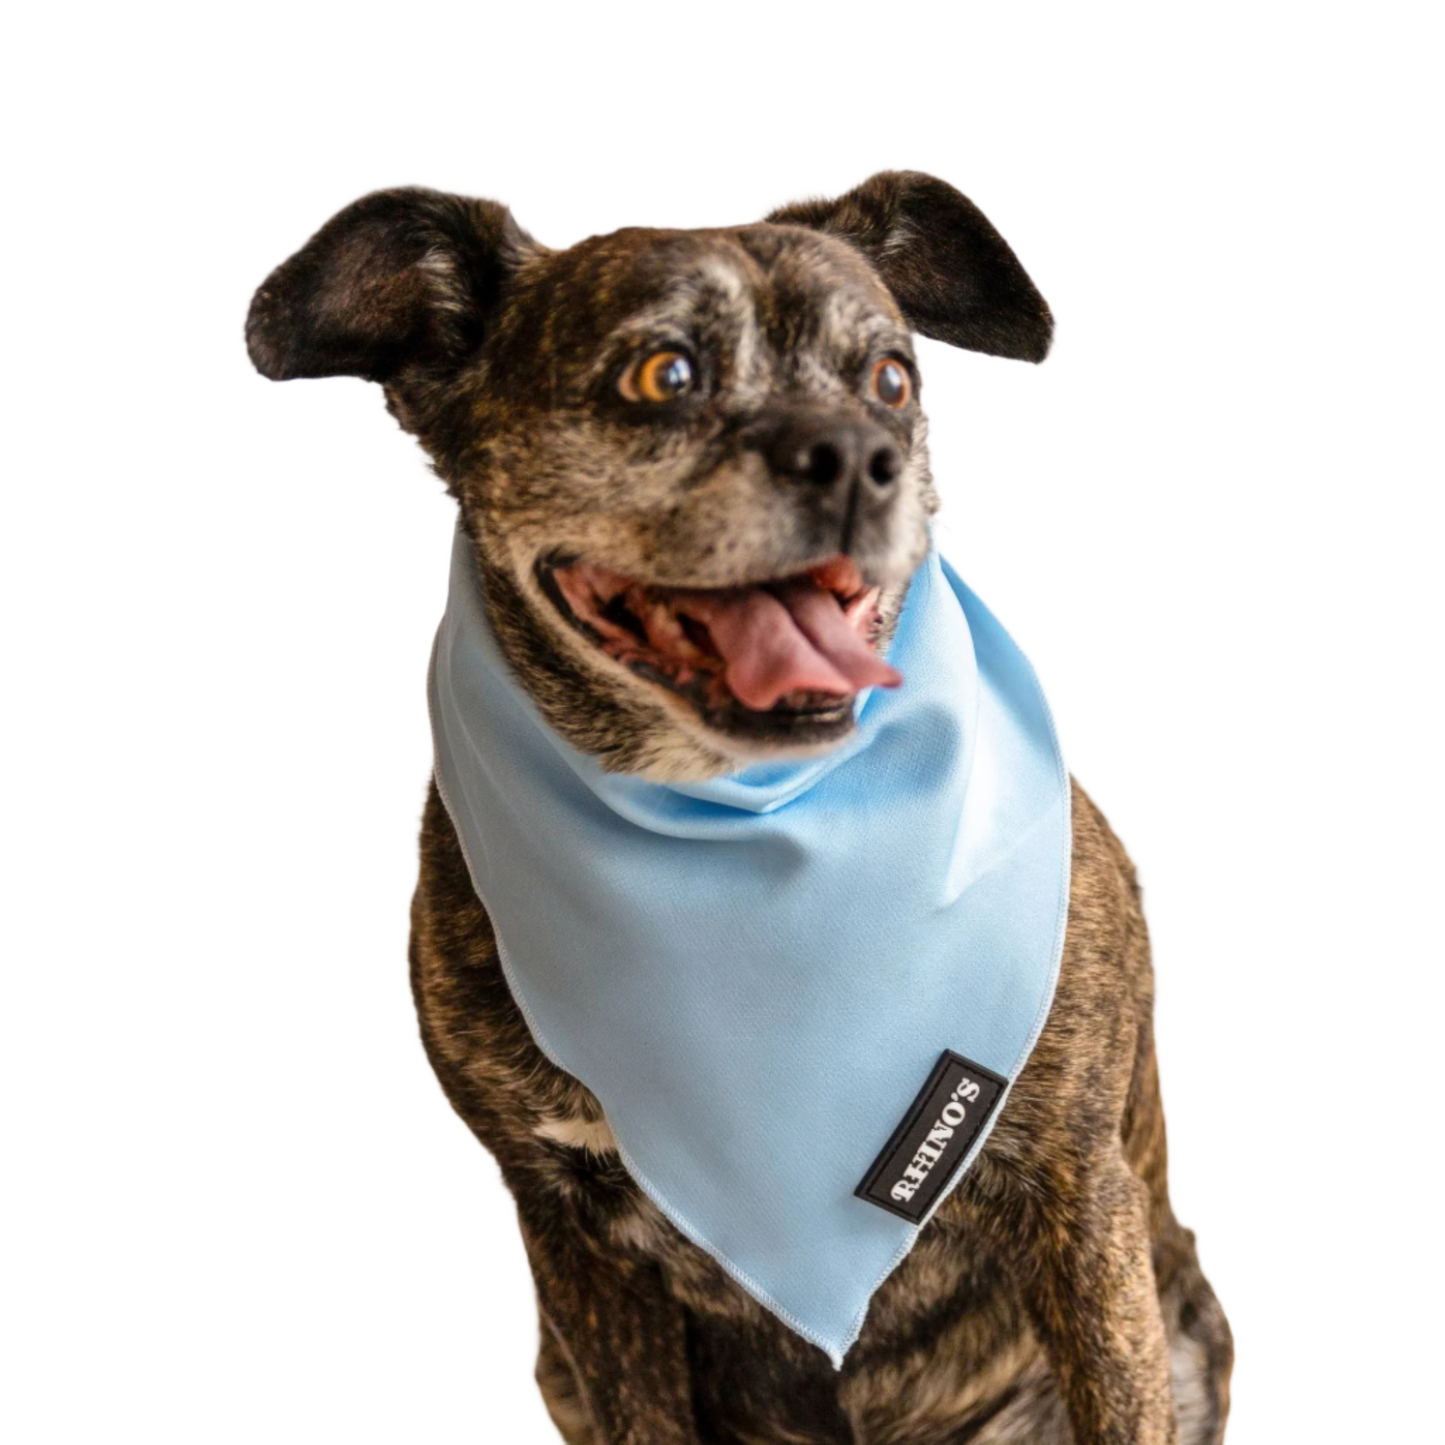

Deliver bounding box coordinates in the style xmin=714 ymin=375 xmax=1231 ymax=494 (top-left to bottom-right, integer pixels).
xmin=538 ymin=555 xmax=902 ymax=728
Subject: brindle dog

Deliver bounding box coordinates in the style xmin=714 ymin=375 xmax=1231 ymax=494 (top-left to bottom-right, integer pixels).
xmin=247 ymin=171 xmax=1232 ymax=1444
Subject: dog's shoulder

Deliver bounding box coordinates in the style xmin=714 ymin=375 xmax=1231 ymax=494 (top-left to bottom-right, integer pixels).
xmin=937 ymin=780 xmax=1156 ymax=1218
xmin=410 ymin=780 xmax=604 ymax=1164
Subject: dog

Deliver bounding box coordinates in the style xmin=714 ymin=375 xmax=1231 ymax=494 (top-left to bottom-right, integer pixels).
xmin=247 ymin=170 xmax=1232 ymax=1444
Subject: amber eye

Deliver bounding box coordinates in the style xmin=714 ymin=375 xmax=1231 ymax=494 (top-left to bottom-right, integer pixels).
xmin=870 ymin=357 xmax=912 ymax=409
xmin=621 ymin=349 xmax=695 ymax=404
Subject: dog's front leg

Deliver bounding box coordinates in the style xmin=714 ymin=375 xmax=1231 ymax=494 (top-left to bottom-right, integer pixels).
xmin=517 ymin=1204 xmax=699 ymax=1445
xmin=1017 ymin=1149 xmax=1177 ymax=1445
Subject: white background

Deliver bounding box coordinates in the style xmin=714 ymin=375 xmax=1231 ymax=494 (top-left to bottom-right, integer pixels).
xmin=3 ymin=3 xmax=1440 ymax=1440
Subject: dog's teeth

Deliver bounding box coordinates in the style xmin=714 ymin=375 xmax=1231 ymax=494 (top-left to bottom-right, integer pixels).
xmin=555 ymin=557 xmax=891 ymax=714
xmin=636 ymin=592 xmax=708 ymax=666
xmin=577 ymin=561 xmax=630 ymax=604
xmin=844 ymin=586 xmax=882 ymax=632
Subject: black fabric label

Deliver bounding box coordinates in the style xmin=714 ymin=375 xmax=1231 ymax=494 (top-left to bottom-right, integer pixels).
xmin=855 ymin=1051 xmax=1008 ymax=1223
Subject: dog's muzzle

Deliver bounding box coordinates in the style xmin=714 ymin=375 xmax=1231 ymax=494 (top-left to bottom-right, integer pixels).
xmin=747 ymin=410 xmax=906 ymax=557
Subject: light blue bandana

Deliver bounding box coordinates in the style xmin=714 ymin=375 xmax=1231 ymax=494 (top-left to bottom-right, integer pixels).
xmin=428 ymin=527 xmax=1070 ymax=1365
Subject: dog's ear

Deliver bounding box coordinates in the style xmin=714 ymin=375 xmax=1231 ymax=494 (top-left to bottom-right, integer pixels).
xmin=768 ymin=171 xmax=1052 ymax=363
xmin=246 ymin=188 xmax=535 ymax=384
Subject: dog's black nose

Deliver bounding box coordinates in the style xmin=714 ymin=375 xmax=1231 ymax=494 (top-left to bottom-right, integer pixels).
xmin=767 ymin=416 xmax=903 ymax=497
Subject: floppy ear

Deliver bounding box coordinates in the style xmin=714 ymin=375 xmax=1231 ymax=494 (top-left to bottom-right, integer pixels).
xmin=767 ymin=171 xmax=1053 ymax=363
xmin=246 ymin=187 xmax=535 ymax=383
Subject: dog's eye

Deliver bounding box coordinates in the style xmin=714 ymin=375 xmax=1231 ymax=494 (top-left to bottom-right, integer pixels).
xmin=621 ymin=350 xmax=695 ymax=404
xmin=870 ymin=357 xmax=912 ymax=409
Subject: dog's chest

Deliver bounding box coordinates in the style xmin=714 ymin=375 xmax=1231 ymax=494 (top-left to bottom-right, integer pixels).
xmin=656 ymin=1193 xmax=1040 ymax=1443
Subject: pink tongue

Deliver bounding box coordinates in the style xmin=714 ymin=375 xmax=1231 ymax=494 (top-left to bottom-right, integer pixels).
xmin=678 ymin=579 xmax=902 ymax=711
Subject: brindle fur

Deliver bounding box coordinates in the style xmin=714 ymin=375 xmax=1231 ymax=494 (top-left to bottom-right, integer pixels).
xmin=248 ymin=171 xmax=1232 ymax=1443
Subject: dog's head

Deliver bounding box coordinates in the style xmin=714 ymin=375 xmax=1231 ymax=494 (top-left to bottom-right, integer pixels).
xmin=247 ymin=172 xmax=1050 ymax=778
